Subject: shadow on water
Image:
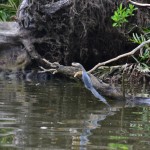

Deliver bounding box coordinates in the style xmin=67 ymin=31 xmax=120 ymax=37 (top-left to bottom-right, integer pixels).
xmin=0 ymin=79 xmax=149 ymax=149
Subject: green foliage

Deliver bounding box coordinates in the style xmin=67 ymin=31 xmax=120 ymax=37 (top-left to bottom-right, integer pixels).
xmin=140 ymin=49 xmax=150 ymax=61
xmin=130 ymin=33 xmax=150 ymax=62
xmin=0 ymin=10 xmax=7 ymax=21
xmin=111 ymin=3 xmax=137 ymax=27
xmin=108 ymin=143 xmax=129 ymax=150
xmin=0 ymin=0 xmax=21 ymax=21
xmin=130 ymin=33 xmax=146 ymax=45
xmin=112 ymin=3 xmax=149 ymax=73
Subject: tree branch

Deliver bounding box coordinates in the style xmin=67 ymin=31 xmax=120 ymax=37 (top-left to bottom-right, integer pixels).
xmin=38 ymin=58 xmax=124 ymax=99
xmin=88 ymin=39 xmax=150 ymax=73
xmin=39 ymin=66 xmax=58 ymax=74
xmin=128 ymin=0 xmax=150 ymax=7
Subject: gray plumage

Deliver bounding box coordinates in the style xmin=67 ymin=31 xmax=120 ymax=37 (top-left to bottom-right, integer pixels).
xmin=72 ymin=63 xmax=110 ymax=107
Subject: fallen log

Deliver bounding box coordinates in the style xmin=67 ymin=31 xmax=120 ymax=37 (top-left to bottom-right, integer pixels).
xmin=39 ymin=59 xmax=125 ymax=100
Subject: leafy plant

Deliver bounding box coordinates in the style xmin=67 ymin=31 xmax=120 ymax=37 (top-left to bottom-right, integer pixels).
xmin=140 ymin=49 xmax=150 ymax=61
xmin=0 ymin=0 xmax=21 ymax=21
xmin=111 ymin=3 xmax=137 ymax=27
xmin=0 ymin=10 xmax=7 ymax=21
xmin=130 ymin=33 xmax=150 ymax=62
xmin=130 ymin=33 xmax=146 ymax=44
xmin=130 ymin=33 xmax=150 ymax=69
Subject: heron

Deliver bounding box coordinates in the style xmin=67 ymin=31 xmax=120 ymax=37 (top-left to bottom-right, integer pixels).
xmin=72 ymin=62 xmax=110 ymax=108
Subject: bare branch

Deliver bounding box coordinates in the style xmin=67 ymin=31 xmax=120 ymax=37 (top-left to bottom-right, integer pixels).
xmin=42 ymin=58 xmax=55 ymax=66
xmin=39 ymin=66 xmax=58 ymax=74
xmin=88 ymin=39 xmax=150 ymax=73
xmin=42 ymin=58 xmax=60 ymax=68
xmin=128 ymin=0 xmax=150 ymax=7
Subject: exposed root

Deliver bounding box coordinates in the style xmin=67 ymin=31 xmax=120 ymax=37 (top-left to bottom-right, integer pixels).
xmin=17 ymin=0 xmax=142 ymax=67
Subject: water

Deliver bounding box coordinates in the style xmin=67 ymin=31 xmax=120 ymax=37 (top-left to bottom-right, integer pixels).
xmin=0 ymin=79 xmax=150 ymax=149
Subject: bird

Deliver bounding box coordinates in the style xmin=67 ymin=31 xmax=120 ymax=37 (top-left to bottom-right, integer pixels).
xmin=72 ymin=62 xmax=111 ymax=108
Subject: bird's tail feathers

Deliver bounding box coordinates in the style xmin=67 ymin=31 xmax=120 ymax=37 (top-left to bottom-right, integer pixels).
xmin=91 ymin=88 xmax=110 ymax=107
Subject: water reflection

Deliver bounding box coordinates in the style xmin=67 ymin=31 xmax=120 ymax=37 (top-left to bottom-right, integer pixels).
xmin=0 ymin=79 xmax=149 ymax=149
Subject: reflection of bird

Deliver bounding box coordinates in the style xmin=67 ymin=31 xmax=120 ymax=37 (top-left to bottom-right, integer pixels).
xmin=72 ymin=62 xmax=110 ymax=108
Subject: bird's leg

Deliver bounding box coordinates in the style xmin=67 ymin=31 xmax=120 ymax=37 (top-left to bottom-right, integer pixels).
xmin=74 ymin=71 xmax=82 ymax=77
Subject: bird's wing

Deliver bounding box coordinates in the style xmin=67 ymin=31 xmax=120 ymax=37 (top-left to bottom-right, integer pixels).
xmin=82 ymin=71 xmax=93 ymax=90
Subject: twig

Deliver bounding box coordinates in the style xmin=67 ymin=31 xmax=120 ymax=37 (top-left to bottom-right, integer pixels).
xmin=42 ymin=58 xmax=60 ymax=68
xmin=128 ymin=0 xmax=150 ymax=7
xmin=125 ymin=24 xmax=137 ymax=35
xmin=42 ymin=58 xmax=54 ymax=66
xmin=39 ymin=59 xmax=60 ymax=74
xmin=39 ymin=66 xmax=58 ymax=74
xmin=88 ymin=39 xmax=150 ymax=73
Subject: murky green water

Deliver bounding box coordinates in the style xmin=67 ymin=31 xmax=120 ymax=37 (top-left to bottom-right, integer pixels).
xmin=0 ymin=79 xmax=150 ymax=149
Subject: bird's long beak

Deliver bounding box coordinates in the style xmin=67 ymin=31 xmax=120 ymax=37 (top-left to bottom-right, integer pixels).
xmin=74 ymin=71 xmax=82 ymax=77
